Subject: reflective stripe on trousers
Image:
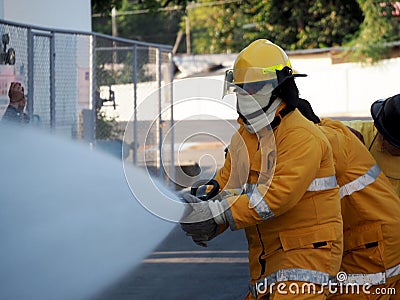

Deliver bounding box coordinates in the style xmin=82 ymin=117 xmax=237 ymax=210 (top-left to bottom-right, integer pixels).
xmin=244 ymin=175 xmax=338 ymax=222
xmin=249 ymin=263 xmax=400 ymax=297
xmin=342 ymin=262 xmax=400 ymax=286
xmin=249 ymin=268 xmax=335 ymax=298
xmin=339 ymin=163 xmax=381 ymax=199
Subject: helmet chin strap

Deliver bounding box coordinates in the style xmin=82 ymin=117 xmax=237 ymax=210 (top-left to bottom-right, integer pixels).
xmin=269 ymin=104 xmax=295 ymax=129
xmin=263 ymin=93 xmax=278 ymax=112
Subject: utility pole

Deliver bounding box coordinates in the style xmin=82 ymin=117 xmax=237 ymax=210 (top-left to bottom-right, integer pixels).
xmin=185 ymin=2 xmax=194 ymax=55
xmin=111 ymin=7 xmax=118 ymax=66
xmin=111 ymin=7 xmax=118 ymax=37
xmin=185 ymin=15 xmax=191 ymax=54
xmin=172 ymin=30 xmax=184 ymax=54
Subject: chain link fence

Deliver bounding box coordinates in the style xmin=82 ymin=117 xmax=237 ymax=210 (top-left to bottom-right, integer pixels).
xmin=0 ymin=19 xmax=175 ymax=182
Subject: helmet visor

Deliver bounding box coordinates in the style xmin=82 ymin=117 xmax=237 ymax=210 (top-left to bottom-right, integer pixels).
xmin=223 ymin=67 xmax=279 ymax=98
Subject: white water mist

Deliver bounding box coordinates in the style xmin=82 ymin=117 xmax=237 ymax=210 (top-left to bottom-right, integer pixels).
xmin=0 ymin=124 xmax=176 ymax=300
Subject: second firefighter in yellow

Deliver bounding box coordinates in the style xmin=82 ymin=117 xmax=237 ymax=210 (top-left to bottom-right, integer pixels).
xmin=298 ymin=98 xmax=400 ymax=299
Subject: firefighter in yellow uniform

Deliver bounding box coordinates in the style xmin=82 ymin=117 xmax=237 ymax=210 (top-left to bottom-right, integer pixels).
xmin=298 ymin=98 xmax=400 ymax=299
xmin=181 ymin=40 xmax=343 ymax=299
xmin=343 ymin=94 xmax=400 ymax=197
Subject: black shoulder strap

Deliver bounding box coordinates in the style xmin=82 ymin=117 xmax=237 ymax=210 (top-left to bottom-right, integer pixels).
xmin=270 ymin=105 xmax=295 ymax=129
xmin=368 ymin=132 xmax=379 ymax=151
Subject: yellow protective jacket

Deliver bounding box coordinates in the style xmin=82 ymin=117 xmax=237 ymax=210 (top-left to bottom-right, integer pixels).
xmin=319 ymin=119 xmax=400 ymax=285
xmin=343 ymin=120 xmax=400 ymax=197
xmin=215 ymin=105 xmax=343 ymax=289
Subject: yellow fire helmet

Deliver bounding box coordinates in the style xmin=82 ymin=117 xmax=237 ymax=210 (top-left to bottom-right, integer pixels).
xmin=223 ymin=39 xmax=307 ymax=97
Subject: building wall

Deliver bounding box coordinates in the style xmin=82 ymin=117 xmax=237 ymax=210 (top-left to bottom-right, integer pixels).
xmin=105 ymin=54 xmax=400 ymax=122
xmin=292 ymin=55 xmax=400 ymax=117
xmin=1 ymin=0 xmax=91 ymax=31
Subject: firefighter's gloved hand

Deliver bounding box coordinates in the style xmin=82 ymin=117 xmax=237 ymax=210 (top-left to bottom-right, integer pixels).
xmin=180 ymin=193 xmax=226 ymax=247
xmin=210 ymin=188 xmax=242 ymax=201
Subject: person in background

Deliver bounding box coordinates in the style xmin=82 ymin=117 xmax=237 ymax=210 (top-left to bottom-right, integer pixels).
xmin=298 ymin=98 xmax=400 ymax=299
xmin=343 ymin=94 xmax=400 ymax=197
xmin=2 ymin=82 xmax=29 ymax=124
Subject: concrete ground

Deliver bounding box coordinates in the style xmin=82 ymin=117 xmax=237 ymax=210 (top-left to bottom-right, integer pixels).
xmin=91 ymin=226 xmax=250 ymax=300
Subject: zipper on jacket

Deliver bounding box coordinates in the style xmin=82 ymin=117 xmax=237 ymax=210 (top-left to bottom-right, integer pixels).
xmin=256 ymin=224 xmax=266 ymax=276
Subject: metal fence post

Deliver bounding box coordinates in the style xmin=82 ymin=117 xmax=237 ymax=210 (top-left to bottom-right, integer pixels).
xmin=90 ymin=34 xmax=97 ymax=143
xmin=156 ymin=47 xmax=163 ymax=178
xmin=169 ymin=51 xmax=175 ymax=187
xmin=49 ymin=31 xmax=56 ymax=129
xmin=132 ymin=44 xmax=138 ymax=165
xmin=27 ymin=28 xmax=34 ymax=120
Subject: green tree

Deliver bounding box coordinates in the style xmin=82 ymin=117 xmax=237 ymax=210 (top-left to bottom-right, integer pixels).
xmin=187 ymin=1 xmax=250 ymax=53
xmin=92 ymin=0 xmax=400 ymax=62
xmin=91 ymin=0 xmax=189 ymax=15
xmin=347 ymin=0 xmax=400 ymax=63
xmin=96 ymin=109 xmax=123 ymax=139
xmin=180 ymin=0 xmax=364 ymax=53
xmin=92 ymin=0 xmax=123 ymax=15
xmin=252 ymin=0 xmax=363 ymax=50
xmin=118 ymin=1 xmax=183 ymax=45
xmin=92 ymin=0 xmax=184 ymax=47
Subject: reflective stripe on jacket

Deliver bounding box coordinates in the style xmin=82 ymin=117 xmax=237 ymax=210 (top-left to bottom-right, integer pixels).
xmin=343 ymin=120 xmax=400 ymax=197
xmin=320 ymin=119 xmax=400 ymax=284
xmin=214 ymin=106 xmax=343 ymax=286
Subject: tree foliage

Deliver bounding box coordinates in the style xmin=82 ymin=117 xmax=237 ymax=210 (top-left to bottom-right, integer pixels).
xmin=96 ymin=109 xmax=122 ymax=139
xmin=347 ymin=0 xmax=400 ymax=62
xmin=92 ymin=0 xmax=124 ymax=15
xmin=188 ymin=1 xmax=248 ymax=53
xmin=187 ymin=0 xmax=364 ymax=53
xmin=118 ymin=1 xmax=183 ymax=45
xmin=92 ymin=0 xmax=189 ymax=15
xmin=253 ymin=0 xmax=364 ymax=50
xmin=92 ymin=0 xmax=400 ymax=62
xmin=92 ymin=0 xmax=184 ymax=47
